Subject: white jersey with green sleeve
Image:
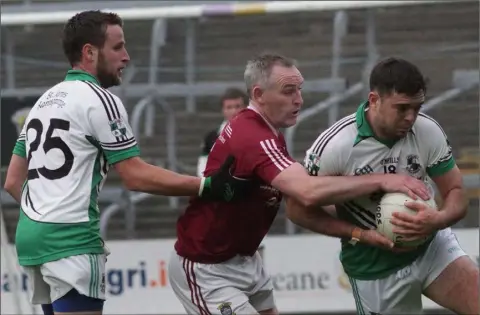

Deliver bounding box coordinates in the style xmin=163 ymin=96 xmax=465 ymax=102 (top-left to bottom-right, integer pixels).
xmin=303 ymin=101 xmax=455 ymax=280
xmin=13 ymin=70 xmax=140 ymax=266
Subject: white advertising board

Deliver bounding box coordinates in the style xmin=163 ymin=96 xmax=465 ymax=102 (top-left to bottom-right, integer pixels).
xmin=2 ymin=229 xmax=478 ymax=314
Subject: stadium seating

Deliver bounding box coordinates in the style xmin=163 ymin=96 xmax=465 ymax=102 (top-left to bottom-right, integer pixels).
xmin=1 ymin=1 xmax=478 ymax=240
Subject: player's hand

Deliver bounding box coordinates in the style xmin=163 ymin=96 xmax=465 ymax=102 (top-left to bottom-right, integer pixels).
xmin=360 ymin=229 xmax=417 ymax=253
xmin=379 ymin=174 xmax=430 ymax=201
xmin=199 ymin=155 xmax=251 ymax=202
xmin=390 ymin=201 xmax=444 ymax=242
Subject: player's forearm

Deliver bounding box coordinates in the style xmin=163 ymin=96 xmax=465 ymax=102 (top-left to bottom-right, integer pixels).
xmin=126 ymin=163 xmax=200 ymax=196
xmin=286 ymin=198 xmax=353 ymax=239
xmin=437 ymin=187 xmax=467 ymax=229
xmin=304 ymin=174 xmax=383 ymax=206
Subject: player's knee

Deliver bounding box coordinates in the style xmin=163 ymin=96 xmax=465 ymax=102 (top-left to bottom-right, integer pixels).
xmin=52 ymin=289 xmax=104 ymax=314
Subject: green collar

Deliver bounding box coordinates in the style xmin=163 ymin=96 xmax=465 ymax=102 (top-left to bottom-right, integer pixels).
xmin=64 ymin=69 xmax=100 ymax=86
xmin=354 ymin=101 xmax=397 ymax=148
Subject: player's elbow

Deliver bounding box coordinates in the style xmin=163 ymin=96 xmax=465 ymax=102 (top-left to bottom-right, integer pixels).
xmin=119 ymin=170 xmax=145 ymax=192
xmin=114 ymin=157 xmax=145 ymax=192
xmin=296 ymin=188 xmax=318 ymax=208
xmin=296 ymin=179 xmax=323 ymax=207
xmin=285 ymin=184 xmax=317 ymax=208
xmin=3 ymin=179 xmax=15 ymax=196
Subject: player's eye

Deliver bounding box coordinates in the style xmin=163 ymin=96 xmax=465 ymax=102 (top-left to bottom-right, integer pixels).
xmin=113 ymin=43 xmax=124 ymax=51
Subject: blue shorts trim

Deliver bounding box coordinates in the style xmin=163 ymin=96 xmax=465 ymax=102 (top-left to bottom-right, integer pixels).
xmin=52 ymin=289 xmax=104 ymax=312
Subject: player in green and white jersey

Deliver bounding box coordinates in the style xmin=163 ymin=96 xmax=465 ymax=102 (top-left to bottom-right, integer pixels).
xmin=3 ymin=10 xmax=250 ymax=315
xmin=287 ymin=58 xmax=478 ymax=314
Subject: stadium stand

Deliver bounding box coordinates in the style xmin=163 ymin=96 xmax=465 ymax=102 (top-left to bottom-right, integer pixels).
xmin=1 ymin=1 xmax=478 ymax=241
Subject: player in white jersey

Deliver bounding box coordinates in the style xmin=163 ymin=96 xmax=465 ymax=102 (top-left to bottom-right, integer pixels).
xmin=286 ymin=57 xmax=478 ymax=314
xmin=3 ymin=11 xmax=251 ymax=315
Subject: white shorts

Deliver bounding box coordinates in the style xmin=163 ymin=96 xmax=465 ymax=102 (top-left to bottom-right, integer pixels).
xmin=168 ymin=251 xmax=275 ymax=315
xmin=23 ymin=254 xmax=106 ymax=305
xmin=349 ymin=228 xmax=468 ymax=315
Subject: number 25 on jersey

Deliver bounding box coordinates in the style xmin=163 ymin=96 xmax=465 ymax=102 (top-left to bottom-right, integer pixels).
xmin=26 ymin=118 xmax=74 ymax=181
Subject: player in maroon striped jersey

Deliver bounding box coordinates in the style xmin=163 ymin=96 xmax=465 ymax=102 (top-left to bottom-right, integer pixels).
xmin=168 ymin=53 xmax=430 ymax=315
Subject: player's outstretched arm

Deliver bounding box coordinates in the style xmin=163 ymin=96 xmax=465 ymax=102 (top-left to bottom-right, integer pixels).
xmin=115 ymin=157 xmax=200 ymax=195
xmin=271 ymin=163 xmax=430 ymax=207
xmin=114 ymin=155 xmax=248 ymax=201
xmin=4 ymin=155 xmax=28 ymax=204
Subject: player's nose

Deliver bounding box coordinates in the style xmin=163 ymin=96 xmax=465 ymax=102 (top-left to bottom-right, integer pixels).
xmin=404 ymin=110 xmax=416 ymax=124
xmin=294 ymin=92 xmax=303 ymax=107
xmin=122 ymin=49 xmax=131 ymax=64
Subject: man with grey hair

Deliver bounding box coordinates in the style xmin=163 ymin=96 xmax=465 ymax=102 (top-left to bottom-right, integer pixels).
xmin=168 ymin=53 xmax=430 ymax=315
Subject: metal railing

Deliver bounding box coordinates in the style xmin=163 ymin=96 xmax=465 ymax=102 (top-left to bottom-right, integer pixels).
xmin=422 ymin=69 xmax=479 ymax=112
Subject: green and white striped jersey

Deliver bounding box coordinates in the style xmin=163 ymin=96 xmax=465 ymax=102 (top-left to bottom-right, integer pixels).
xmin=303 ymin=101 xmax=455 ymax=280
xmin=13 ymin=70 xmax=140 ymax=266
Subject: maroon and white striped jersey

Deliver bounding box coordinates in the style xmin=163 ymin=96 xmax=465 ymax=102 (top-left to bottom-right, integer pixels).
xmin=175 ymin=106 xmax=295 ymax=263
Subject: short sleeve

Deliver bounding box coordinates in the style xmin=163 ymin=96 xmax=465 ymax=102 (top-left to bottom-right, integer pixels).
xmin=423 ymin=119 xmax=455 ymax=177
xmin=12 ymin=124 xmax=27 ymax=158
xmin=86 ymin=84 xmax=140 ymax=165
xmin=251 ymin=137 xmax=296 ymax=184
xmin=303 ymin=136 xmax=340 ymax=177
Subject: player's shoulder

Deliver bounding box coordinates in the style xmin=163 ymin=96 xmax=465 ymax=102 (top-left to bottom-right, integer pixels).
xmin=413 ymin=112 xmax=446 ymax=136
xmin=307 ymin=113 xmax=357 ymax=156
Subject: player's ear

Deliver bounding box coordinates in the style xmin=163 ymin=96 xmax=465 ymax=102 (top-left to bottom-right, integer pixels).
xmin=368 ymin=91 xmax=380 ymax=109
xmin=82 ymin=44 xmax=98 ymax=63
xmin=252 ymin=85 xmax=264 ymax=103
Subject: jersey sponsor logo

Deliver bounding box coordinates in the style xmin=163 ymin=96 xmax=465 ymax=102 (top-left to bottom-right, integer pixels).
xmin=217 ymin=302 xmax=235 ymax=315
xmin=406 ymin=154 xmax=421 ymax=174
xmin=37 ymin=98 xmax=66 ymax=109
xmin=395 ymin=266 xmax=411 ymax=280
xmin=109 ymin=118 xmax=127 ymax=137
xmin=305 ymin=153 xmax=321 ymax=176
xmin=38 ymin=91 xmax=68 ymax=109
xmin=380 ymin=157 xmax=399 ymax=165
xmin=448 ymin=245 xmax=461 ymax=254
xmin=354 ymin=165 xmax=373 ymax=176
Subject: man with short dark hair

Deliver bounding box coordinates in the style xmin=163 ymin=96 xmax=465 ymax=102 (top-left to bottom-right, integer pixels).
xmin=287 ymin=57 xmax=478 ymax=314
xmin=197 ymin=88 xmax=248 ymax=177
xmin=3 ymin=10 xmax=250 ymax=315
